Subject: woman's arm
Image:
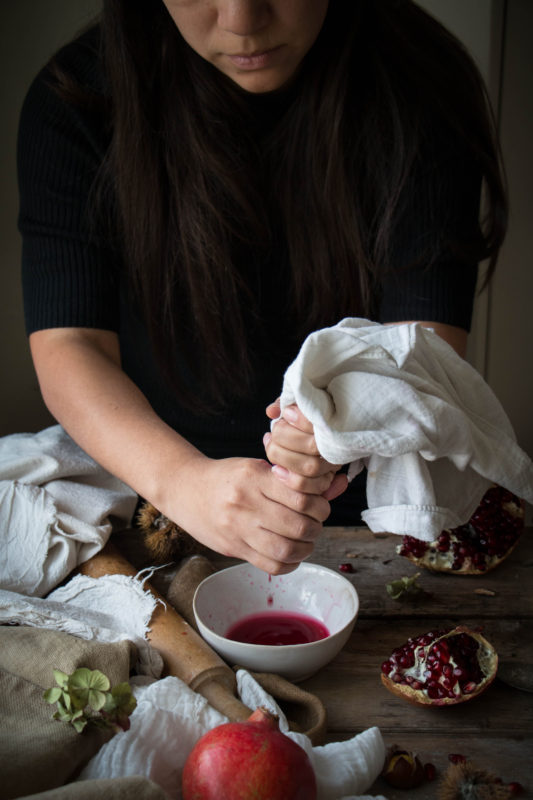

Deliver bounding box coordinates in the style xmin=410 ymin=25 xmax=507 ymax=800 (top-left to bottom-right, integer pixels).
xmin=30 ymin=327 xmax=331 ymax=574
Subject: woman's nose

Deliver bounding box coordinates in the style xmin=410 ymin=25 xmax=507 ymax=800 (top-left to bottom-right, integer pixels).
xmin=217 ymin=0 xmax=271 ymax=36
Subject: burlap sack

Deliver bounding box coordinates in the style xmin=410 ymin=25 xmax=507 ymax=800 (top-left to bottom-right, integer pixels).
xmin=16 ymin=777 xmax=166 ymax=800
xmin=0 ymin=626 xmax=136 ymax=800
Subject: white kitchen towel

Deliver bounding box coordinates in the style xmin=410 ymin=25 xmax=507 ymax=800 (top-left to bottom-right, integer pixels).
xmin=0 ymin=425 xmax=137 ymax=596
xmin=278 ymin=318 xmax=533 ymax=540
xmin=0 ymin=572 xmax=387 ymax=800
xmin=79 ymin=672 xmax=387 ymax=800
xmin=0 ymin=573 xmax=163 ymax=677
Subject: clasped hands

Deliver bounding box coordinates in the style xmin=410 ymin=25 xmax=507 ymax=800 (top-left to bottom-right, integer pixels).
xmin=264 ymin=398 xmax=347 ymax=504
xmin=168 ymin=399 xmax=348 ymax=576
xmin=257 ymin=398 xmax=348 ymax=572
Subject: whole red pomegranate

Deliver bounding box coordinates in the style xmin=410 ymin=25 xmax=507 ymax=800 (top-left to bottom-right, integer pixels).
xmin=381 ymin=626 xmax=498 ymax=706
xmin=181 ymin=706 xmax=317 ymax=800
xmin=397 ymin=486 xmax=524 ymax=574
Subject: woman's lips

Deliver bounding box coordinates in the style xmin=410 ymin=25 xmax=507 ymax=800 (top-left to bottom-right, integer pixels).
xmin=226 ymin=46 xmax=283 ymax=70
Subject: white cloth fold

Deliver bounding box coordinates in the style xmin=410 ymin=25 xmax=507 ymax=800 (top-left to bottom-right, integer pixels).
xmin=0 ymin=425 xmax=137 ymax=596
xmin=0 ymin=574 xmax=387 ymax=800
xmin=278 ymin=318 xmax=533 ymax=540
xmin=0 ymin=574 xmax=163 ymax=677
xmin=80 ymin=671 xmax=387 ymax=800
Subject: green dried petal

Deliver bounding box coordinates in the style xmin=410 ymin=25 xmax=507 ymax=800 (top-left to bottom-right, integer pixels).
xmin=69 ymin=668 xmax=110 ymax=693
xmin=72 ymin=718 xmax=88 ymax=734
xmin=43 ymin=687 xmax=62 ymax=705
xmin=52 ymin=669 xmax=69 ymax=689
xmin=111 ymin=682 xmax=137 ymax=714
xmin=386 ymin=572 xmax=424 ymax=600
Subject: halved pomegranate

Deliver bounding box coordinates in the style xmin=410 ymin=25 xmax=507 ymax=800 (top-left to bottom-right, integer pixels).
xmin=381 ymin=626 xmax=498 ymax=706
xmin=397 ymin=486 xmax=524 ymax=574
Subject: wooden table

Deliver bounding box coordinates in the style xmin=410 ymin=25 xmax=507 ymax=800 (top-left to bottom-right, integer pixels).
xmin=115 ymin=524 xmax=532 ymax=798
xmin=297 ymin=526 xmax=533 ymax=798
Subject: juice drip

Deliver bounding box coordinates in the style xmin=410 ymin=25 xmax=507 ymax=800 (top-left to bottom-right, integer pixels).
xmin=225 ymin=610 xmax=329 ymax=646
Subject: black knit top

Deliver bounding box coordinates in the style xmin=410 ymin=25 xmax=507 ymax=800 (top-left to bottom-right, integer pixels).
xmin=17 ymin=27 xmax=480 ymax=524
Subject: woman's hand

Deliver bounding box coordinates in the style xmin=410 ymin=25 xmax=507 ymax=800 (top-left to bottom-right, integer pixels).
xmin=264 ymin=399 xmax=348 ymax=502
xmin=159 ymin=452 xmax=331 ymax=575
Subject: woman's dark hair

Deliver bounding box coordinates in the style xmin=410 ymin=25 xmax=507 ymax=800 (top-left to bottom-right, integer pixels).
xmin=51 ymin=0 xmax=507 ymax=411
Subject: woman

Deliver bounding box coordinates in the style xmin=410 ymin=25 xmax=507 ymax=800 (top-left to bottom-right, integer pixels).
xmin=18 ymin=0 xmax=506 ymax=574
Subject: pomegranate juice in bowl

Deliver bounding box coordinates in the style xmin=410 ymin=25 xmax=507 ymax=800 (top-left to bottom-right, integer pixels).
xmin=193 ymin=562 xmax=359 ymax=681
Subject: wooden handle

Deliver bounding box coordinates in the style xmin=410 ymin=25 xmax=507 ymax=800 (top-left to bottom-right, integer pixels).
xmin=79 ymin=542 xmax=251 ymax=721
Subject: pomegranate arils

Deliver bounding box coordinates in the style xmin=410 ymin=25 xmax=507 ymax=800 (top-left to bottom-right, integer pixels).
xmin=424 ymin=762 xmax=437 ymax=781
xmin=400 ymin=536 xmax=428 ymax=559
xmin=448 ymin=753 xmax=467 ymax=763
xmin=397 ymin=486 xmax=524 ymax=574
xmin=381 ymin=626 xmax=498 ymax=707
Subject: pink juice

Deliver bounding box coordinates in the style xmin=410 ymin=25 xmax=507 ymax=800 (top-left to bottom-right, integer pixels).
xmin=225 ymin=610 xmax=329 ymax=646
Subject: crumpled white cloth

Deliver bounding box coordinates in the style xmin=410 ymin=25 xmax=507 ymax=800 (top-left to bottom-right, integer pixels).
xmin=0 ymin=573 xmax=163 ymax=677
xmin=0 ymin=573 xmax=387 ymax=800
xmin=80 ymin=671 xmax=387 ymax=800
xmin=278 ymin=318 xmax=533 ymax=541
xmin=0 ymin=425 xmax=137 ymax=596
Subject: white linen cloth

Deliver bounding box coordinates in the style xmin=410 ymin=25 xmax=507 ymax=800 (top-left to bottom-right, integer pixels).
xmin=0 ymin=574 xmax=387 ymax=800
xmin=277 ymin=318 xmax=533 ymax=541
xmin=0 ymin=425 xmax=137 ymax=596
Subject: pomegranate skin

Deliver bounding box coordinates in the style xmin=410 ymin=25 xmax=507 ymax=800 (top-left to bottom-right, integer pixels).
xmin=380 ymin=626 xmax=498 ymax=707
xmin=397 ymin=486 xmax=524 ymax=575
xmin=181 ymin=707 xmax=317 ymax=800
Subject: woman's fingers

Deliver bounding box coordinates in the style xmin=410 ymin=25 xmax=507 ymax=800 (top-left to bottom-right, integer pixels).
xmin=266 ymin=400 xmax=314 ymax=434
xmin=265 ymin=397 xmax=281 ymax=421
xmin=322 ymin=472 xmax=349 ymax=501
xmin=271 ymin=464 xmax=335 ymax=494
xmin=264 ymin=424 xmax=340 ymax=478
xmin=219 ymin=462 xmax=329 ymax=574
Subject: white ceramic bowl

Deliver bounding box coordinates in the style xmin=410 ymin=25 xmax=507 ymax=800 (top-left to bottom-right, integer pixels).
xmin=193 ymin=561 xmax=359 ymax=681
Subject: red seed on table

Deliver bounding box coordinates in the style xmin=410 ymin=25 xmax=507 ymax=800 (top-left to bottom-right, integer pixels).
xmin=338 ymin=563 xmax=354 ymax=573
xmin=448 ymin=753 xmax=467 ymax=763
xmin=424 ymin=763 xmax=437 ymax=781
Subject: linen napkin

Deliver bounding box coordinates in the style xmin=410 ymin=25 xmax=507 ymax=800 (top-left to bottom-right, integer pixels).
xmin=80 ymin=671 xmax=387 ymax=800
xmin=0 ymin=425 xmax=137 ymax=596
xmin=0 ymin=573 xmax=387 ymax=800
xmin=278 ymin=318 xmax=533 ymax=541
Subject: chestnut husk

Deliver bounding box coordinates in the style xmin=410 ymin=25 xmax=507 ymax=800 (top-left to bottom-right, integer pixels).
xmin=382 ymin=747 xmax=425 ymax=789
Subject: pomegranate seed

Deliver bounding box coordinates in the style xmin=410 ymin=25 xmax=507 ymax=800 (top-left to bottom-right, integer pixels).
xmin=424 ymin=763 xmax=437 ymax=781
xmin=508 ymin=783 xmax=525 ymax=796
xmin=338 ymin=563 xmax=354 ymax=573
xmin=399 ymin=653 xmax=414 ymax=668
xmin=448 ymin=753 xmax=467 ymax=763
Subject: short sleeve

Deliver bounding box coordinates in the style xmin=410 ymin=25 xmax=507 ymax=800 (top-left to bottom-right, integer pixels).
xmin=17 ymin=29 xmax=120 ymax=336
xmin=377 ymin=125 xmax=482 ymax=331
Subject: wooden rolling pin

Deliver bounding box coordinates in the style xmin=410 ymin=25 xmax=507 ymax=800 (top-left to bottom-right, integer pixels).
xmin=79 ymin=542 xmax=251 ymax=722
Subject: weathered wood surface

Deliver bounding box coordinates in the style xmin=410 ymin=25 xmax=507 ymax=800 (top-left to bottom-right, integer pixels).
xmin=308 ymin=526 xmax=533 ymax=619
xmin=114 ymin=525 xmax=533 ymax=797
xmin=299 ymin=527 xmax=533 ymax=797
